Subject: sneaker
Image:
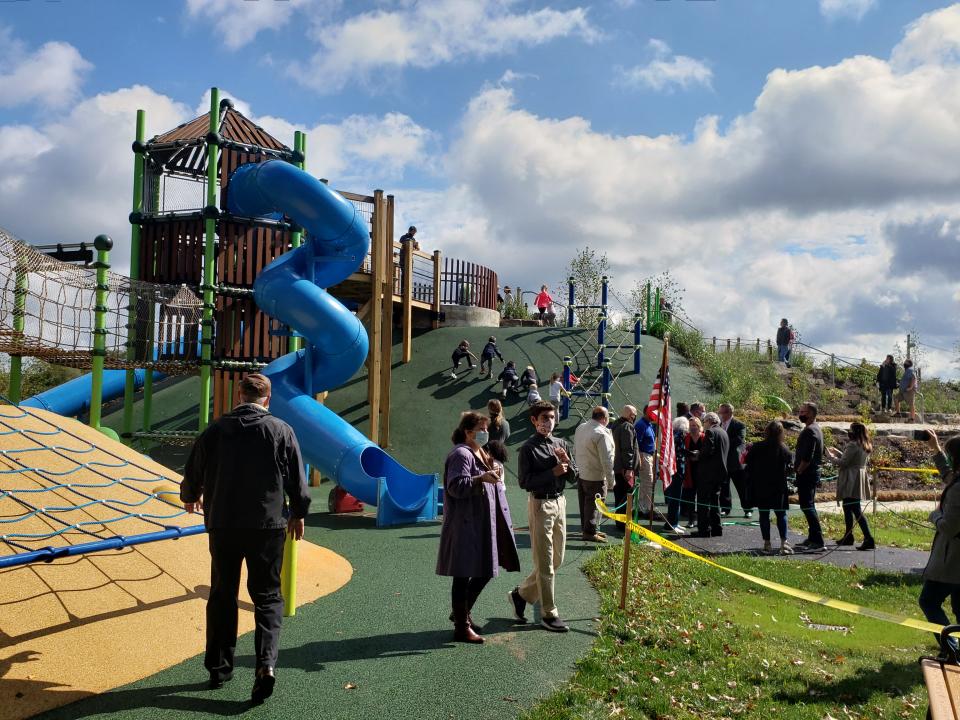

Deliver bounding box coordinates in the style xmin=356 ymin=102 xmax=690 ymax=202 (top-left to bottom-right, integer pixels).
xmin=721 ymin=510 xmax=731 ymax=518
xmin=450 ymin=372 xmax=457 ymax=379
xmin=779 ymin=541 xmax=794 ymax=555
xmin=595 ymin=531 xmax=607 ymax=539
xmin=541 ymin=616 xmax=570 ymax=633
xmin=803 ymin=541 xmax=825 ymax=552
xmin=501 ymin=390 xmax=507 ymax=398
xmin=684 ymin=520 xmax=696 ymax=529
xmin=672 ymin=524 xmax=687 ymax=535
xmin=582 ymin=534 xmax=607 ymax=543
xmin=744 ymin=509 xmax=754 ymax=519
xmin=508 ymin=588 xmax=527 ymax=622
xmin=762 ymin=540 xmax=772 ymax=554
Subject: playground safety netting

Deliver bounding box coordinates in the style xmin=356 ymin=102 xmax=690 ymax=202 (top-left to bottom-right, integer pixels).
xmin=0 ymin=227 xmax=202 ymax=374
xmin=0 ymin=404 xmax=203 ymax=569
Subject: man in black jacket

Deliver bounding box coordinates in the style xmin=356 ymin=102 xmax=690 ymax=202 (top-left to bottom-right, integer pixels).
xmin=509 ymin=401 xmax=578 ymax=633
xmin=182 ymin=373 xmax=311 ymax=704
xmin=694 ymin=412 xmax=729 ymax=538
xmin=610 ymin=405 xmax=639 ymax=531
xmin=718 ymin=403 xmax=752 ymax=518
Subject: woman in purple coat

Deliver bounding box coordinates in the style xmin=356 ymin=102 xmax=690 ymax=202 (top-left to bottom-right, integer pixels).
xmin=436 ymin=411 xmax=521 ymax=644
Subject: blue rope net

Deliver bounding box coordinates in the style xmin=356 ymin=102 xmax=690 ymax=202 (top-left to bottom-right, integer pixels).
xmin=0 ymin=405 xmax=204 ymax=569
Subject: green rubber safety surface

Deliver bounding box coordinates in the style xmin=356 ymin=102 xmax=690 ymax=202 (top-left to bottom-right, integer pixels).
xmin=44 ymin=326 xmax=713 ymax=720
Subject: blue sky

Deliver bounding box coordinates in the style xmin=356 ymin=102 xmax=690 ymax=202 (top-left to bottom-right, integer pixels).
xmin=1 ymin=0 xmax=959 ymax=377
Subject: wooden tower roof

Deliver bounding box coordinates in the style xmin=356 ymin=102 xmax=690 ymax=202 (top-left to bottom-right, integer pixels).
xmin=145 ymin=102 xmax=294 ymax=179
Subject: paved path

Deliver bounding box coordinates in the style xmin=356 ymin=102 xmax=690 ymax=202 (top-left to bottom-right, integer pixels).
xmin=819 ymin=420 xmax=960 ymax=437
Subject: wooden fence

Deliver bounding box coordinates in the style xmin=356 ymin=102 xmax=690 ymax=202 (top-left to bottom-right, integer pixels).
xmin=439 ymin=257 xmax=499 ymax=310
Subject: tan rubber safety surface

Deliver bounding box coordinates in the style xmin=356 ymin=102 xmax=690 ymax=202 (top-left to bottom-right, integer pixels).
xmin=0 ymin=406 xmax=352 ymax=720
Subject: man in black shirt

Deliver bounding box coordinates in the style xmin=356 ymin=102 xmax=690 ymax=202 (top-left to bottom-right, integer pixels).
xmin=509 ymin=401 xmax=577 ymax=632
xmin=182 ymin=373 xmax=311 ymax=703
xmin=794 ymin=402 xmax=825 ymax=551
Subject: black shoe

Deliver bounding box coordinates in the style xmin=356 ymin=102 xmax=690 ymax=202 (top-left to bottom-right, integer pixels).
xmin=541 ymin=616 xmax=569 ymax=633
xmin=802 ymin=542 xmax=825 ymax=552
xmin=508 ymin=588 xmax=528 ymax=622
xmin=251 ymin=667 xmax=275 ymax=705
xmin=857 ymin=538 xmax=876 ymax=551
xmin=835 ymin=536 xmax=855 ymax=546
xmin=691 ymin=530 xmax=711 ymax=538
xmin=208 ymin=672 xmax=232 ymax=690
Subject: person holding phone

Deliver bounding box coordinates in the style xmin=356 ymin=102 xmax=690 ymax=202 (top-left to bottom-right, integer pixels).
xmin=509 ymin=401 xmax=578 ymax=632
xmin=436 ymin=412 xmax=521 ymax=644
xmin=825 ymin=422 xmax=875 ymax=550
xmin=919 ymin=431 xmax=960 ymax=654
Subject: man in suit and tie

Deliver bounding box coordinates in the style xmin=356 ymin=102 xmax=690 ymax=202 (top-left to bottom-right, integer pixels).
xmin=695 ymin=412 xmax=729 ymax=538
xmin=718 ymin=403 xmax=753 ymax=519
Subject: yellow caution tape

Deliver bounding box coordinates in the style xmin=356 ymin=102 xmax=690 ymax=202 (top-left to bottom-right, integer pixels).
xmin=595 ymin=498 xmax=944 ymax=634
xmin=873 ymin=466 xmax=940 ymax=474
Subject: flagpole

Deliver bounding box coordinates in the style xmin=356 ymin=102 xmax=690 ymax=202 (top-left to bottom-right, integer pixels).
xmin=651 ymin=338 xmax=669 ymax=526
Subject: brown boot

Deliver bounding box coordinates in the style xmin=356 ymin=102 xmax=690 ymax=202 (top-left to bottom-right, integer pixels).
xmin=452 ymin=602 xmax=483 ymax=644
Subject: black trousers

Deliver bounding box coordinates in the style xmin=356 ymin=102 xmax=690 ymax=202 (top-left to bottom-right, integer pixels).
xmin=697 ymin=476 xmax=722 ymax=535
xmin=720 ymin=467 xmax=751 ymax=512
xmin=613 ymin=472 xmax=633 ymax=531
xmin=451 ymin=576 xmax=491 ymax=612
xmin=879 ymin=388 xmax=894 ymax=410
xmin=206 ymin=528 xmax=286 ymax=680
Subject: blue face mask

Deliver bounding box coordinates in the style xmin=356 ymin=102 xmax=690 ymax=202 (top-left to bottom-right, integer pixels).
xmin=474 ymin=430 xmax=489 ymax=446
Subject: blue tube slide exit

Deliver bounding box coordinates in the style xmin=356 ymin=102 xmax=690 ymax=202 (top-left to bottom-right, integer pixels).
xmin=21 ymin=369 xmax=163 ymax=417
xmin=227 ymin=160 xmax=437 ymax=527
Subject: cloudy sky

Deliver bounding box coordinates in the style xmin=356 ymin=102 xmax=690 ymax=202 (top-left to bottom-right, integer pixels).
xmin=2 ymin=0 xmax=960 ymax=377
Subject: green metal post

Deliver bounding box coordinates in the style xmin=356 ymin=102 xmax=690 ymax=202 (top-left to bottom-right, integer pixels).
xmin=654 ymin=287 xmax=661 ymax=326
xmin=281 ymin=130 xmax=307 ymax=617
xmin=123 ymin=109 xmax=146 ymax=440
xmin=645 ymin=281 xmax=651 ymax=331
xmin=9 ymin=256 xmax=27 ymax=403
xmin=90 ymin=236 xmax=120 ymax=440
xmin=198 ymin=88 xmax=220 ymax=430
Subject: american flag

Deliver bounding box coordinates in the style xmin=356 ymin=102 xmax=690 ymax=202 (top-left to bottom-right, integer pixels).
xmin=646 ymin=366 xmax=676 ymax=489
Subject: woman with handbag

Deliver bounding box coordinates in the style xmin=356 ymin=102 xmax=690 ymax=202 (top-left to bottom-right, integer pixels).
xmin=825 ymin=422 xmax=875 ymax=550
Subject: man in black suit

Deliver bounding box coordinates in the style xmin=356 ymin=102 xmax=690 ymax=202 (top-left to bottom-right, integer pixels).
xmin=695 ymin=412 xmax=729 ymax=537
xmin=718 ymin=403 xmax=753 ymax=519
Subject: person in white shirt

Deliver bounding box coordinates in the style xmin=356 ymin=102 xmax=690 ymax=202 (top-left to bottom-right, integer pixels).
xmin=573 ymin=406 xmax=616 ymax=542
xmin=548 ymin=372 xmax=568 ymax=414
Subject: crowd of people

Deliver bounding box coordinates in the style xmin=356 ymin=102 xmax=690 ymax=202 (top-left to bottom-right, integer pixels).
xmin=178 ymin=361 xmax=960 ymax=695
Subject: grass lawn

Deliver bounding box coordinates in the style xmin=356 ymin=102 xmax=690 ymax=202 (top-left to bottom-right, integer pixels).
xmin=523 ymin=546 xmax=934 ymax=720
xmin=789 ymin=510 xmax=935 ymax=551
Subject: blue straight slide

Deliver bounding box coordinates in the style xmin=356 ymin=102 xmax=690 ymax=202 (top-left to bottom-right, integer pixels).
xmin=21 ymin=369 xmax=162 ymax=417
xmin=227 ymin=159 xmax=437 ymax=527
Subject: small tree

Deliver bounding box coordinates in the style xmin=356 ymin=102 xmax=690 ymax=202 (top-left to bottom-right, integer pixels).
xmin=562 ymin=247 xmax=611 ymax=328
xmin=625 ymin=270 xmax=686 ymax=331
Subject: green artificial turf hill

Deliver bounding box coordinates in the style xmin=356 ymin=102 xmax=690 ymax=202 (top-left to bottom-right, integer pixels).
xmin=56 ymin=324 xmax=714 ymax=720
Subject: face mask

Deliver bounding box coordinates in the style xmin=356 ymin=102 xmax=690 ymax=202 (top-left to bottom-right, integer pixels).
xmin=473 ymin=430 xmax=489 ymax=446
xmin=536 ymin=418 xmax=554 ymax=436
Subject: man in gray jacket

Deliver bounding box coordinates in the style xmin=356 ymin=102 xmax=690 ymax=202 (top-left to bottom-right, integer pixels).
xmin=574 ymin=406 xmax=616 ymax=543
xmin=610 ymin=405 xmax=639 ymax=531
xmin=919 ymin=432 xmax=960 ymax=653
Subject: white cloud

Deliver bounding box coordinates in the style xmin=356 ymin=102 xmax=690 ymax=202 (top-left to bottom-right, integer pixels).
xmin=439 ymin=8 xmax=960 ymax=378
xmin=0 ymin=26 xmax=92 ymax=109
xmin=291 ymin=0 xmax=598 ymax=93
xmin=616 ymin=39 xmax=712 ymax=92
xmin=184 ymin=0 xmax=318 ymax=50
xmin=819 ymin=0 xmax=878 ymax=22
xmin=891 ymin=3 xmax=960 ymax=70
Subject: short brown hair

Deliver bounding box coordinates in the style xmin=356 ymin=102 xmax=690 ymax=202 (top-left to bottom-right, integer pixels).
xmin=529 ymin=400 xmax=555 ymax=421
xmin=452 ymin=411 xmax=487 ymax=444
xmin=239 ymin=373 xmax=271 ymax=402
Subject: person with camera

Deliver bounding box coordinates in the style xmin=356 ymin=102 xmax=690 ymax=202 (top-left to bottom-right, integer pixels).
xmin=918 ymin=431 xmax=960 ymax=654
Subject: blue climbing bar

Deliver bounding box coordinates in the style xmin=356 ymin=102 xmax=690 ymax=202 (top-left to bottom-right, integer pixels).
xmin=567 ymin=276 xmax=575 ymax=327
xmin=562 ymin=355 xmax=572 ymax=420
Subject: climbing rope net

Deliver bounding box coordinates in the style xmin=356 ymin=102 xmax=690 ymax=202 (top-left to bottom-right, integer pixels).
xmin=0 ymin=227 xmax=202 ymax=374
xmin=0 ymin=404 xmax=203 ymax=569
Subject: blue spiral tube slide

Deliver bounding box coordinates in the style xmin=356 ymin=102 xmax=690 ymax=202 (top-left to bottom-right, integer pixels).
xmin=227 ymin=160 xmax=437 ymax=527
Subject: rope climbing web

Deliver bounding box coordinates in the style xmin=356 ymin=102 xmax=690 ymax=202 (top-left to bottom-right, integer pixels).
xmin=0 ymin=403 xmax=204 ymax=569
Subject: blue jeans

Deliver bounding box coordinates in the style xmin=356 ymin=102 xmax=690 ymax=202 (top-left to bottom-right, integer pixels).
xmin=919 ymin=579 xmax=960 ymax=651
xmin=665 ymin=478 xmax=696 ymax=527
xmin=758 ymin=510 xmax=787 ymax=542
xmin=797 ymin=480 xmax=823 ymax=545
xmin=777 ymin=344 xmax=791 ymax=363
